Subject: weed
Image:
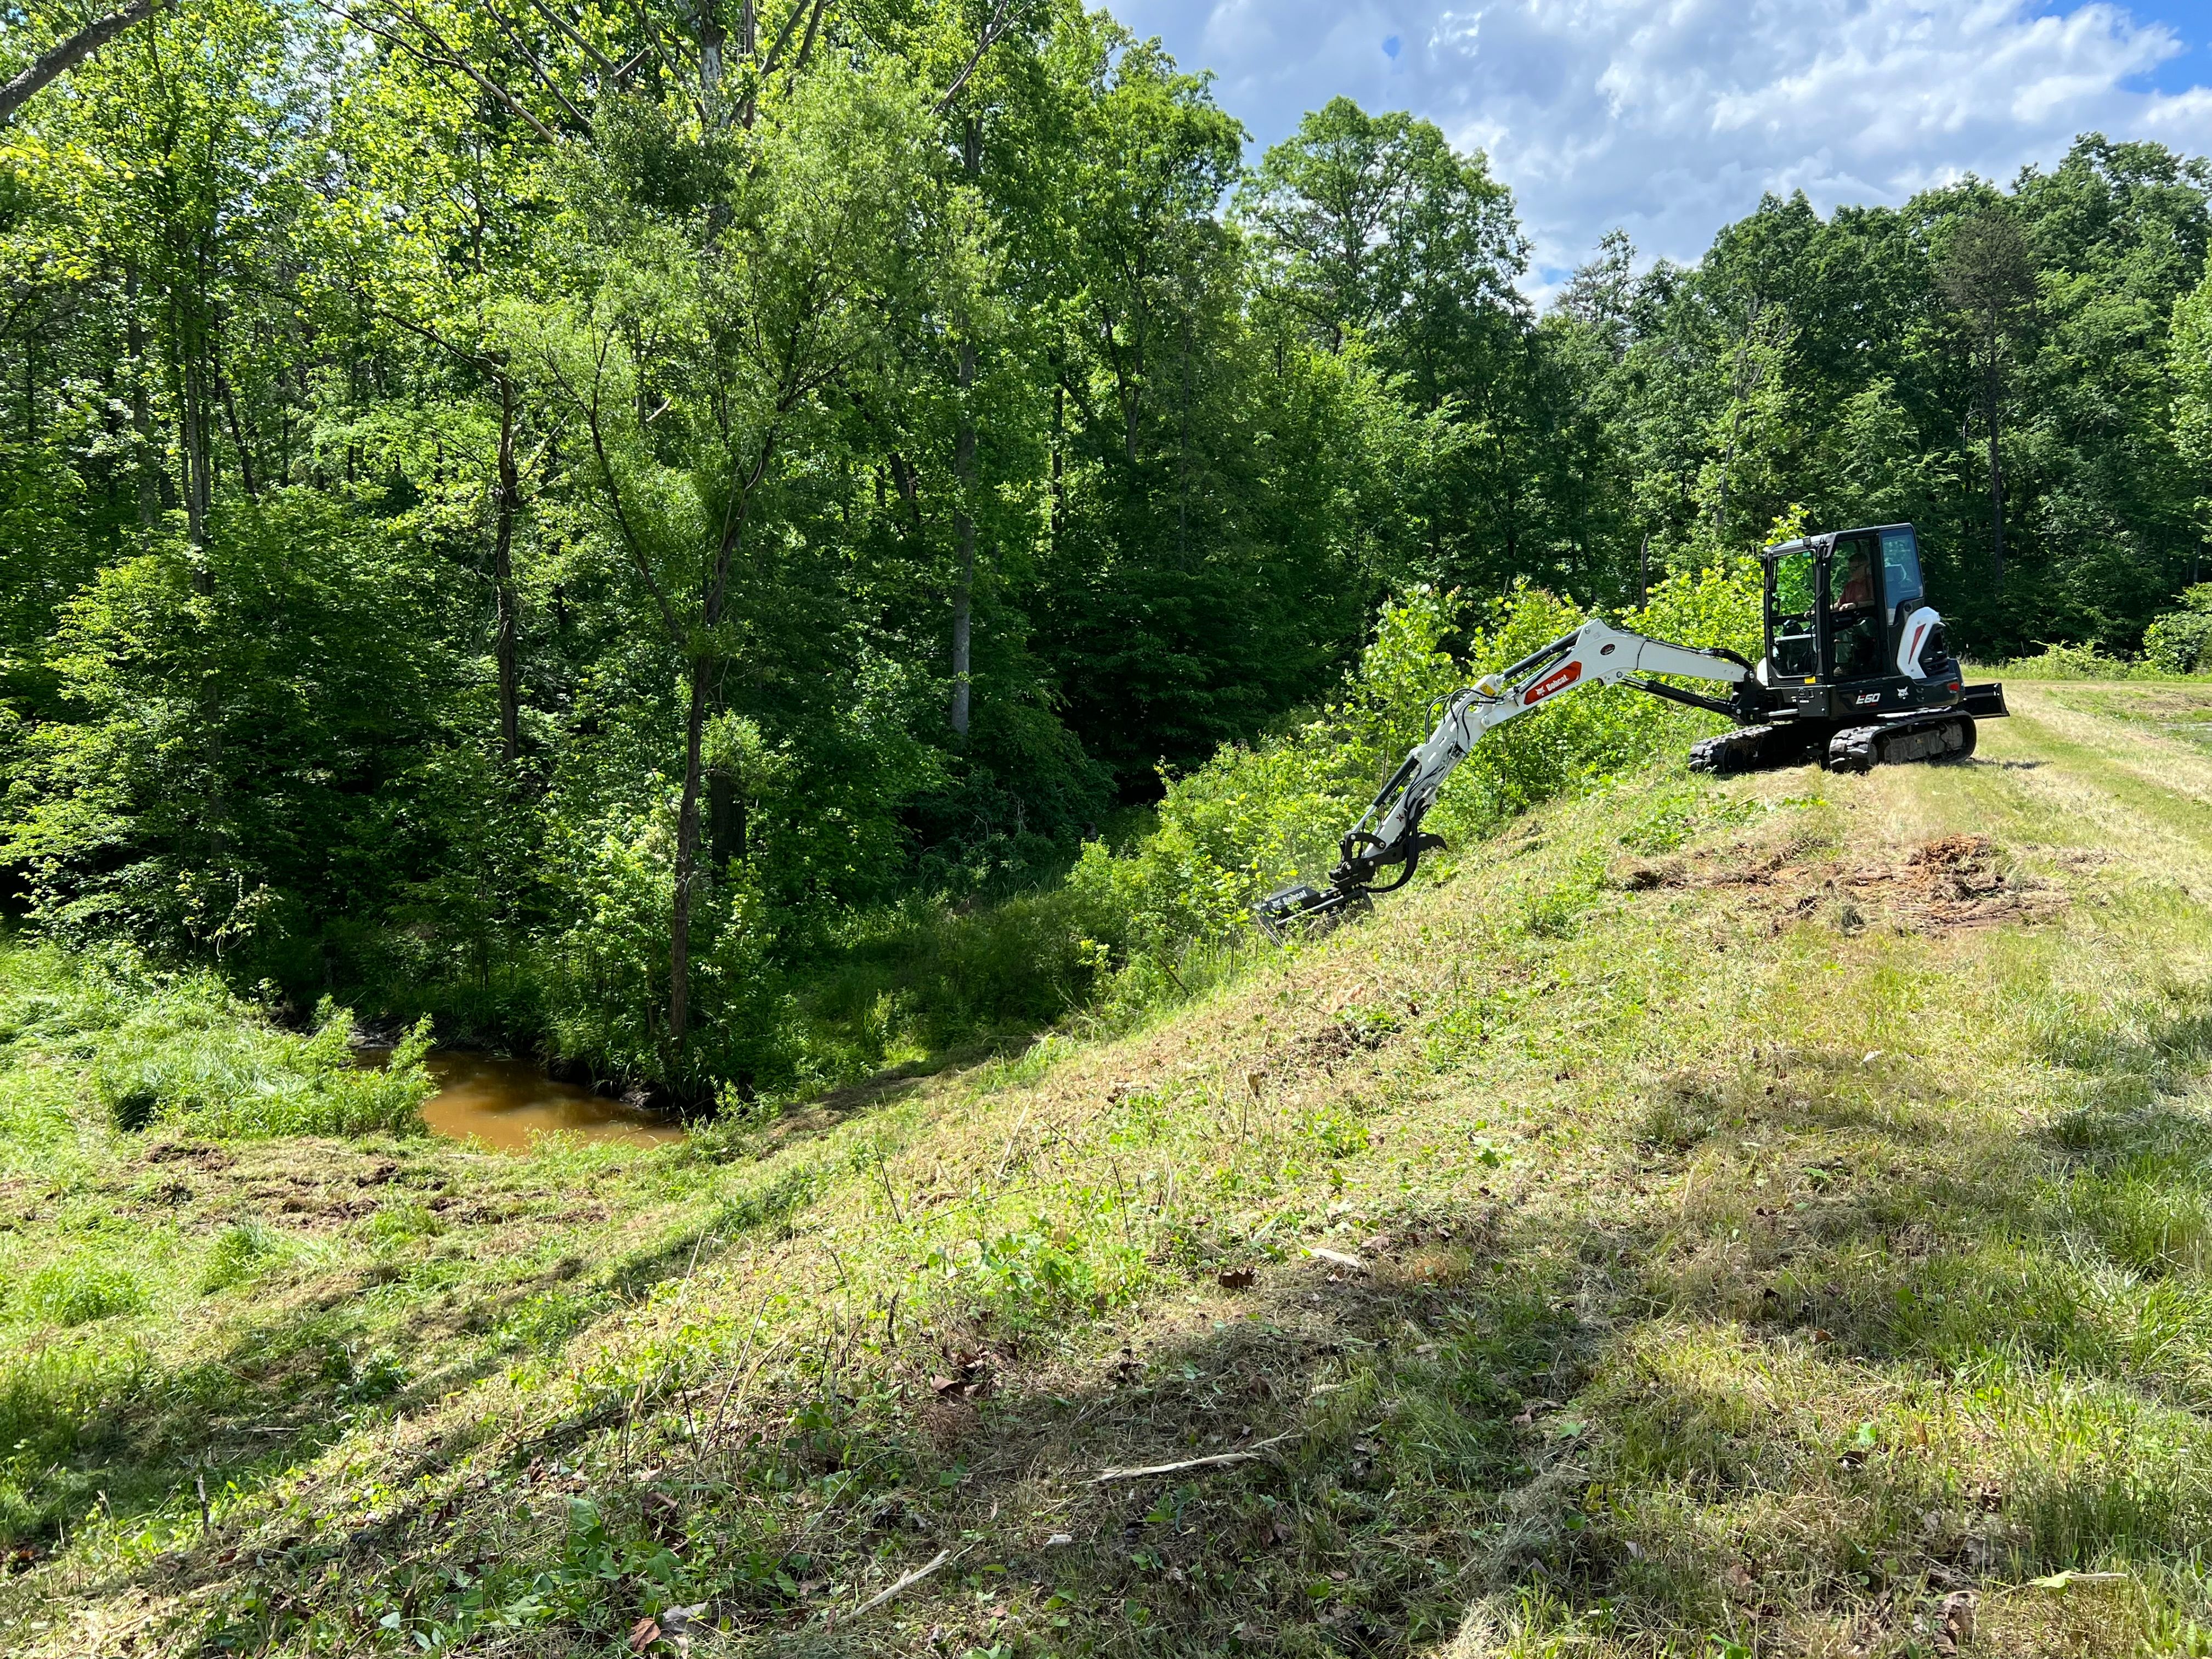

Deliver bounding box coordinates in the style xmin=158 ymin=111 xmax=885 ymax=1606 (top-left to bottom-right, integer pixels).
xmin=198 ymin=1220 xmax=281 ymax=1293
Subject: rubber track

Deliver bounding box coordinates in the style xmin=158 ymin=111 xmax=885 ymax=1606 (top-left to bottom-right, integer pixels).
xmin=1688 ymin=724 xmax=1819 ymax=776
xmin=1825 ymin=714 xmax=1974 ymax=773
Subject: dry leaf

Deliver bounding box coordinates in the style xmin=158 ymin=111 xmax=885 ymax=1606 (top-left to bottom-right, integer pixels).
xmin=629 ymin=1617 xmax=662 ymax=1653
xmin=1934 ymin=1589 xmax=1975 ymax=1656
xmin=1216 ymin=1267 xmax=1255 ymax=1290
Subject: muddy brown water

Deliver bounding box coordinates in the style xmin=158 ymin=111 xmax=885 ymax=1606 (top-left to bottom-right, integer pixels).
xmin=409 ymin=1052 xmax=685 ymax=1153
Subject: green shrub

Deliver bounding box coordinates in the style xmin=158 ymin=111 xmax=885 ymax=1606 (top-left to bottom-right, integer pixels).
xmin=2143 ymin=585 xmax=2212 ymax=675
xmin=1066 ymin=566 xmax=1762 ymax=963
xmin=537 ymin=807 xmax=796 ymax=1098
xmin=0 ymin=940 xmax=436 ymax=1141
xmin=95 ymin=997 xmax=436 ymax=1138
xmin=1996 ymin=640 xmax=2137 ymax=680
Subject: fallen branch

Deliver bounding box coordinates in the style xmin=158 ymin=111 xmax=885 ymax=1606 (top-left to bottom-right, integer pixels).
xmin=850 ymin=1545 xmax=961 ymax=1618
xmin=1091 ymin=1430 xmax=1297 ymax=1485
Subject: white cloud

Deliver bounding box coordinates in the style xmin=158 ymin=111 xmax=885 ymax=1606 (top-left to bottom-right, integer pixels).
xmin=1107 ymin=0 xmax=2212 ymax=297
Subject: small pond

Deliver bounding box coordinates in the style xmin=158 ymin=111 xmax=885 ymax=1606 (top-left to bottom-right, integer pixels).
xmin=411 ymin=1051 xmax=686 ymax=1153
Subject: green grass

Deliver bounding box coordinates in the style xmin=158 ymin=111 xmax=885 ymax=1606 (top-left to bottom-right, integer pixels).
xmin=8 ymin=684 xmax=2212 ymax=1656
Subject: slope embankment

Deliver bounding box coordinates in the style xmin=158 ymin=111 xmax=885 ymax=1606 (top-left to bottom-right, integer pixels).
xmin=8 ymin=680 xmax=2212 ymax=1657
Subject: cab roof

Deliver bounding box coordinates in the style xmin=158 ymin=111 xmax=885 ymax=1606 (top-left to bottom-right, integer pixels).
xmin=1760 ymin=522 xmax=1916 ymax=560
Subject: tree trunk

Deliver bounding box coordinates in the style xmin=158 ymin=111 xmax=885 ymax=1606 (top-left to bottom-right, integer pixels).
xmin=125 ymin=269 xmax=159 ymax=527
xmin=949 ymin=115 xmax=980 ymax=740
xmin=0 ymin=0 xmax=158 ymax=128
xmin=694 ymin=0 xmax=724 ymax=117
xmin=492 ymin=376 xmax=521 ymax=763
xmin=1049 ymin=379 xmax=1064 ymax=546
xmin=950 ymin=372 xmax=974 ymax=738
xmin=1177 ymin=312 xmax=1190 ymax=559
xmin=668 ymin=663 xmax=709 ymax=1051
xmin=218 ymin=364 xmax=257 ymax=498
xmin=1984 ymin=351 xmax=2006 ymax=592
xmin=667 ymin=426 xmax=768 ymax=1055
xmin=180 ymin=338 xmax=211 ymax=560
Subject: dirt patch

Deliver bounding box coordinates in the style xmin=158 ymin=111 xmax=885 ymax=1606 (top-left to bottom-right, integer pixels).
xmin=144 ymin=1142 xmax=235 ymax=1170
xmin=1838 ymin=834 xmax=2061 ymax=933
xmin=1643 ymin=833 xmax=2060 ymax=935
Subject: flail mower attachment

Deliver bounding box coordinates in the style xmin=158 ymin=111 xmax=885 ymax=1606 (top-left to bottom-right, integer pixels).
xmin=1255 ymin=879 xmax=1364 ymax=943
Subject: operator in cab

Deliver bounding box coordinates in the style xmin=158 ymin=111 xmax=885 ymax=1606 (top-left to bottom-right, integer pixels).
xmin=1831 ymin=544 xmax=1883 ymax=678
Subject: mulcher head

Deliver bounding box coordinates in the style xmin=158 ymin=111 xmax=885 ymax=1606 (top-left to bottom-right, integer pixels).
xmin=1255 ymin=880 xmax=1363 ymax=943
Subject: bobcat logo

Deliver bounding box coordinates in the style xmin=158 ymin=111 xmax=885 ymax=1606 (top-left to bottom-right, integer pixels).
xmin=1522 ymin=661 xmax=1583 ymax=707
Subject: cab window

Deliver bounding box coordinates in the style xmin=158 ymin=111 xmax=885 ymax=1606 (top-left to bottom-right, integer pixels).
xmin=1826 ymin=535 xmax=1878 ymax=614
xmin=1881 ymin=527 xmax=1924 ymax=614
xmin=1825 ymin=535 xmax=1884 ymax=680
xmin=1770 ymin=549 xmax=1817 ymax=677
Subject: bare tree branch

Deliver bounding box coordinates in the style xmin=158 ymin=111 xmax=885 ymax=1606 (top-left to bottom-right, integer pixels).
xmin=758 ymin=0 xmax=807 ymax=73
xmin=523 ymin=0 xmax=617 ymax=77
xmin=0 ymin=0 xmax=166 ymax=128
xmin=478 ymin=0 xmax=595 ymax=134
xmin=932 ymin=0 xmax=1013 ymax=116
xmin=381 ymin=0 xmax=566 ymax=143
xmin=787 ymin=0 xmax=826 ymax=80
xmin=319 ymin=0 xmax=562 ymax=145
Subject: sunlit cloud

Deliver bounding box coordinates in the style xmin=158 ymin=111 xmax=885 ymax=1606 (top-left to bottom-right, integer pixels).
xmin=1108 ymin=0 xmax=2212 ymax=297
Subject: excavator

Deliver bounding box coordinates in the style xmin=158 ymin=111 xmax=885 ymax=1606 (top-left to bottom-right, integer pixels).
xmin=1259 ymin=522 xmax=2008 ymax=938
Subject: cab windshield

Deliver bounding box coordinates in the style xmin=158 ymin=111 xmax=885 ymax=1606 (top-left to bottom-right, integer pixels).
xmin=1770 ymin=548 xmax=1818 ymax=677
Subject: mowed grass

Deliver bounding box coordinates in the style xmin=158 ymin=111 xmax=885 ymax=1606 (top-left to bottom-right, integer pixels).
xmin=9 ymin=684 xmax=2212 ymax=1656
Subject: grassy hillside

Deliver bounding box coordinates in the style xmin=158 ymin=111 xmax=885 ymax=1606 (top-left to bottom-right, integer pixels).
xmin=9 ymin=680 xmax=2212 ymax=1656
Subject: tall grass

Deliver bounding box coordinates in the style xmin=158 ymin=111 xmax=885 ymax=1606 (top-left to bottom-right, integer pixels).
xmin=0 ymin=940 xmax=434 ymax=1144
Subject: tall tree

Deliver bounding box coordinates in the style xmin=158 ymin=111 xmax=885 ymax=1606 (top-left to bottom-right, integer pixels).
xmin=1938 ymin=212 xmax=2036 ymax=591
xmin=529 ymin=58 xmax=976 ymax=1062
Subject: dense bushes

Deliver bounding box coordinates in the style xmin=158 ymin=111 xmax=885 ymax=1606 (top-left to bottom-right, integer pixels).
xmin=2144 ymin=586 xmax=2212 ymax=674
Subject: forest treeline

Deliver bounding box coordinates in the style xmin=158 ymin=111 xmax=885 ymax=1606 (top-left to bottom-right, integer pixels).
xmin=7 ymin=0 xmax=2212 ymax=1100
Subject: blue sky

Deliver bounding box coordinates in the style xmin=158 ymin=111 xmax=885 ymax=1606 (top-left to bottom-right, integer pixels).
xmin=1106 ymin=0 xmax=2212 ymax=301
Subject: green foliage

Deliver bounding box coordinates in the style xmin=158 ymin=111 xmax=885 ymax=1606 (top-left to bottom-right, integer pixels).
xmin=15 ymin=1255 xmax=149 ymax=1327
xmin=198 ymin=1220 xmax=281 ymax=1294
xmin=0 ymin=939 xmax=434 ymax=1141
xmin=2143 ymin=585 xmax=2212 ymax=674
xmin=1997 ymin=640 xmax=2143 ymax=679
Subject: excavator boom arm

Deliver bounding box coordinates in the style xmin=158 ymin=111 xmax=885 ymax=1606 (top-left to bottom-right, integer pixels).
xmin=1257 ymin=619 xmax=1752 ymax=938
